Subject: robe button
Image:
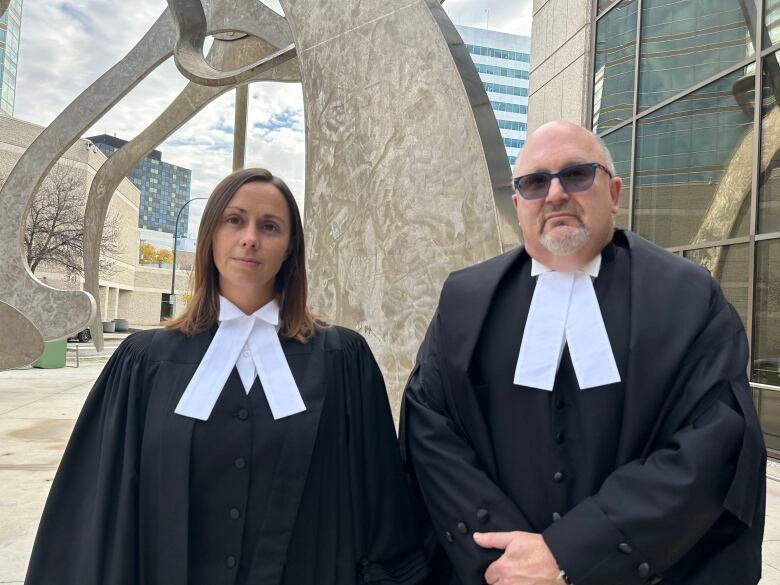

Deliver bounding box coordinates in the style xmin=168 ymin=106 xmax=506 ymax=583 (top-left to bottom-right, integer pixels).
xmin=457 ymin=522 xmax=468 ymax=534
xmin=230 ymin=508 xmax=240 ymax=520
xmin=476 ymin=508 xmax=490 ymax=523
xmin=555 ymin=432 xmax=564 ymax=444
xmin=226 ymin=555 xmax=236 ymax=568
xmin=234 ymin=457 xmax=246 ymax=469
xmin=444 ymin=531 xmax=454 ymax=543
xmin=618 ymin=542 xmax=633 ymax=554
xmin=237 ymin=409 xmax=249 ymax=420
xmin=637 ymin=563 xmax=650 ymax=578
xmin=242 ymin=350 xmax=250 ymax=358
xmin=555 ymin=398 xmax=564 ymax=410
xmin=553 ymin=471 xmax=564 ymax=482
xmin=552 ymin=512 xmax=561 ymax=522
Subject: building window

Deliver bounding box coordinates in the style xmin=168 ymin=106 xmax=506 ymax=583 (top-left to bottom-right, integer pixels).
xmin=593 ymin=0 xmax=637 ymax=133
xmin=497 ymin=120 xmax=527 ymax=132
xmin=491 ymin=101 xmax=528 ymax=114
xmin=483 ymin=82 xmax=528 ymax=97
xmin=760 ymin=51 xmax=780 ymax=234
xmin=592 ymin=0 xmax=780 ymax=433
xmin=638 ymin=0 xmax=753 ymax=111
xmin=634 ymin=67 xmax=753 ymax=249
xmin=601 ymin=125 xmax=632 ymax=229
xmin=474 ymin=63 xmax=529 ymax=80
xmin=503 ymin=137 xmax=524 ymax=149
xmin=465 ymin=44 xmax=530 ymax=63
xmin=754 ymin=239 xmax=780 ymax=389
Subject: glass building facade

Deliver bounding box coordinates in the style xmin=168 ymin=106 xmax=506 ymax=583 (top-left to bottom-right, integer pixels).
xmin=88 ymin=135 xmax=192 ymax=240
xmin=456 ymin=25 xmax=530 ymax=168
xmin=593 ymin=0 xmax=780 ymax=454
xmin=0 ymin=0 xmax=22 ymax=115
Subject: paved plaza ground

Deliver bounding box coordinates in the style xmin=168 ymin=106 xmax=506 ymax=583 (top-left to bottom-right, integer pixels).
xmin=2 ymin=343 xmax=780 ymax=584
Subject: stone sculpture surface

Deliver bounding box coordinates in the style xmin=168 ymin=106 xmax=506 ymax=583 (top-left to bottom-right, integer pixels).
xmin=0 ymin=0 xmax=515 ymax=400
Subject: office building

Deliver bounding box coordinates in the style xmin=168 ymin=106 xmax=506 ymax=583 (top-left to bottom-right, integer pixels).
xmin=456 ymin=24 xmax=530 ymax=168
xmin=88 ymin=134 xmax=192 ymax=245
xmin=529 ymin=0 xmax=780 ymax=454
xmin=0 ymin=0 xmax=22 ymax=115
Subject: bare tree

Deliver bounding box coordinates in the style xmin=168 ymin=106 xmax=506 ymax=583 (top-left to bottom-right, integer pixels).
xmin=7 ymin=163 xmax=122 ymax=277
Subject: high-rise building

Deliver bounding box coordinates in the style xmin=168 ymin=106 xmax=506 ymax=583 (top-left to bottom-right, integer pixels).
xmin=88 ymin=135 xmax=192 ymax=245
xmin=456 ymin=24 xmax=530 ymax=168
xmin=528 ymin=0 xmax=780 ymax=454
xmin=0 ymin=0 xmax=22 ymax=115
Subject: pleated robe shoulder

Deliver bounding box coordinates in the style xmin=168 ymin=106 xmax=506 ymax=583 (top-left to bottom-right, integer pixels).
xmin=24 ymin=325 xmax=429 ymax=585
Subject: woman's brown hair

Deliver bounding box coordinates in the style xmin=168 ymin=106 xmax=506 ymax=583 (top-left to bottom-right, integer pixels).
xmin=166 ymin=168 xmax=319 ymax=342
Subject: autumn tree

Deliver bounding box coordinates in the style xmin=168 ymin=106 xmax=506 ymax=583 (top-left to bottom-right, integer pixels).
xmin=139 ymin=242 xmax=158 ymax=264
xmin=156 ymin=248 xmax=173 ymax=265
xmin=15 ymin=164 xmax=121 ymax=277
xmin=138 ymin=244 xmax=174 ymax=265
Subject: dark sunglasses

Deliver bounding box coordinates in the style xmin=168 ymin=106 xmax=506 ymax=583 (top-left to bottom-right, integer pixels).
xmin=513 ymin=162 xmax=613 ymax=200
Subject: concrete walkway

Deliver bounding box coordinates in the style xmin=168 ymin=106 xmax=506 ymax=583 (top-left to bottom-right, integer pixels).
xmin=1 ymin=358 xmax=779 ymax=583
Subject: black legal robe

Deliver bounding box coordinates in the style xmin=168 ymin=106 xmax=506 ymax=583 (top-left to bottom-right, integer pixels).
xmin=24 ymin=325 xmax=430 ymax=585
xmin=401 ymin=230 xmax=766 ymax=585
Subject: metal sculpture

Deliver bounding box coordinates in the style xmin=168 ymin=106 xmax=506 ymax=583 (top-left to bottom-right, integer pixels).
xmin=83 ymin=10 xmax=300 ymax=352
xmin=1 ymin=0 xmax=516 ymax=403
xmin=0 ymin=1 xmax=296 ymax=367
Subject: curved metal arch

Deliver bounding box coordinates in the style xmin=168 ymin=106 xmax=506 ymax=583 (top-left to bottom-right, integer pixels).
xmin=167 ymin=0 xmax=297 ymax=87
xmin=0 ymin=0 xmax=298 ymax=368
xmin=83 ymin=28 xmax=300 ymax=351
xmin=0 ymin=300 xmax=43 ymax=370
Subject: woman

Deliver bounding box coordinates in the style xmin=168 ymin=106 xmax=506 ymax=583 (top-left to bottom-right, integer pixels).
xmin=25 ymin=168 xmax=430 ymax=585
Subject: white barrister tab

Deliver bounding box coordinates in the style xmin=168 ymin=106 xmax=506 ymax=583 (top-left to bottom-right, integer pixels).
xmin=174 ymin=296 xmax=306 ymax=421
xmin=514 ymin=256 xmax=621 ymax=391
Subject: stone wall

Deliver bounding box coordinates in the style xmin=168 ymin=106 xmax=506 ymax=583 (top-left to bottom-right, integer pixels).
xmin=528 ymin=0 xmax=594 ymax=132
xmin=0 ymin=115 xmax=192 ymax=331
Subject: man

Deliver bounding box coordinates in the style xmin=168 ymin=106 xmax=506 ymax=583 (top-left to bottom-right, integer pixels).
xmin=401 ymin=121 xmax=765 ymax=585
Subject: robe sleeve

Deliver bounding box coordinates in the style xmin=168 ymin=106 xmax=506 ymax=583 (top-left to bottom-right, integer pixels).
xmin=337 ymin=328 xmax=431 ymax=585
xmin=543 ymin=287 xmax=766 ymax=585
xmin=400 ymin=312 xmax=535 ymax=584
xmin=24 ymin=330 xmax=157 ymax=585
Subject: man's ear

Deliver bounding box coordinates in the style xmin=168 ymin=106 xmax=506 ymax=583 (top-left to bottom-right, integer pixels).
xmin=609 ymin=176 xmax=622 ymax=214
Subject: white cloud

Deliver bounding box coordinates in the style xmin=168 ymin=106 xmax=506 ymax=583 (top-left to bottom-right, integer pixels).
xmin=443 ymin=0 xmax=533 ymax=35
xmin=16 ymin=0 xmax=530 ymax=237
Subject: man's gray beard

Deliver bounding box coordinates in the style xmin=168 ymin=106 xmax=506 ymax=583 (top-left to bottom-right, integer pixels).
xmin=539 ymin=225 xmax=590 ymax=256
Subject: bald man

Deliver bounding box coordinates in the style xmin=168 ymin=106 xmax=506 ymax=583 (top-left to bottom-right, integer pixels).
xmin=401 ymin=121 xmax=765 ymax=585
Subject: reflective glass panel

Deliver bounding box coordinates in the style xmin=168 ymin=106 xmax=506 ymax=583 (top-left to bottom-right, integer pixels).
xmin=685 ymin=244 xmax=750 ymax=328
xmin=634 ymin=69 xmax=754 ymax=248
xmin=601 ymin=126 xmax=632 ymax=229
xmin=760 ymin=51 xmax=780 ymax=234
xmin=598 ymin=0 xmax=618 ymax=14
xmin=767 ymin=0 xmax=780 ymax=48
xmin=639 ymin=0 xmax=754 ymax=111
xmin=756 ymin=388 xmax=780 ymax=453
xmin=753 ymin=238 xmax=780 ymax=388
xmin=593 ymin=0 xmax=637 ymax=133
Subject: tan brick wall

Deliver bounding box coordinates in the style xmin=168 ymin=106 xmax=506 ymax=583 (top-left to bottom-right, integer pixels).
xmin=0 ymin=115 xmax=183 ymax=330
xmin=134 ymin=265 xmax=190 ymax=293
xmin=528 ymin=0 xmax=594 ymax=132
xmin=123 ymin=291 xmax=165 ymax=326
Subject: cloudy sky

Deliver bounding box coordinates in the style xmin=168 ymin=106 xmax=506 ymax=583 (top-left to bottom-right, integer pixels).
xmin=15 ymin=0 xmax=532 ymax=236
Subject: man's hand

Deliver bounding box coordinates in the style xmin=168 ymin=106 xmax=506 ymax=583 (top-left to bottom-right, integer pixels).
xmin=474 ymin=531 xmax=560 ymax=585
